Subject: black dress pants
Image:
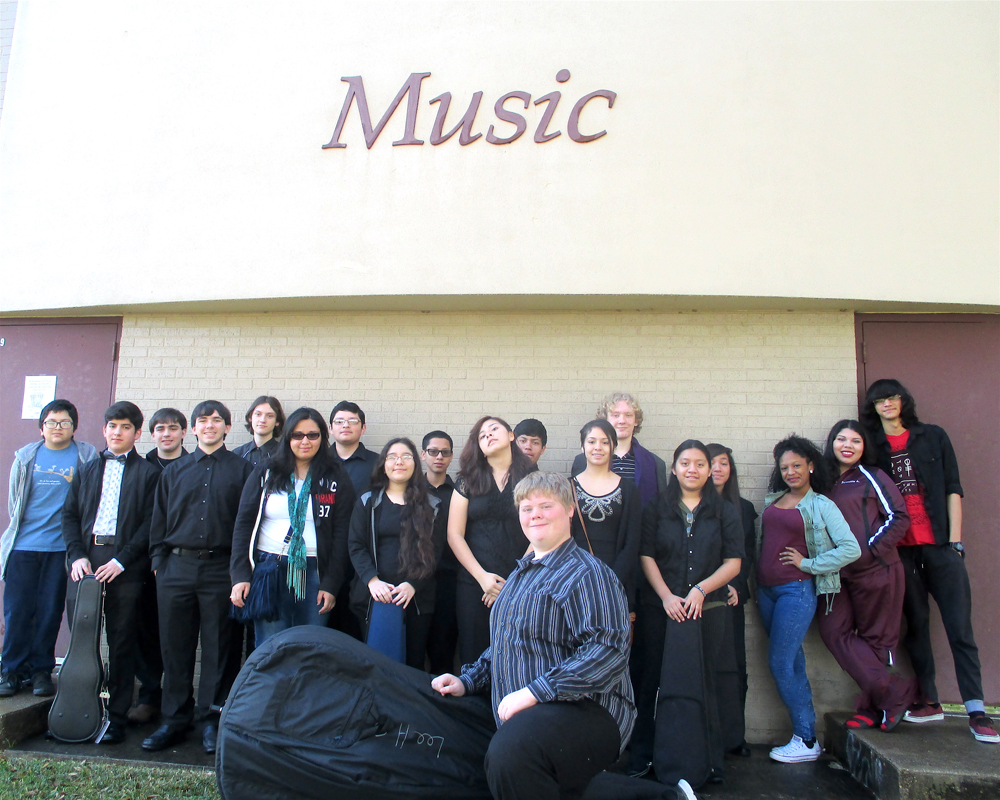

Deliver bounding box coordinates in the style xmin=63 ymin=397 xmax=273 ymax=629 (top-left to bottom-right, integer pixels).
xmin=426 ymin=567 xmax=459 ymax=674
xmin=485 ymin=699 xmax=620 ymax=800
xmin=156 ymin=552 xmax=234 ymax=727
xmin=133 ymin=569 xmax=163 ymax=708
xmin=899 ymin=544 xmax=984 ymax=703
xmin=456 ymin=579 xmax=491 ymax=666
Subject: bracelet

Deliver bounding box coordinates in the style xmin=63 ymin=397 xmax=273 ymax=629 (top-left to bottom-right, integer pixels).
xmin=693 ymin=584 xmax=706 ymax=597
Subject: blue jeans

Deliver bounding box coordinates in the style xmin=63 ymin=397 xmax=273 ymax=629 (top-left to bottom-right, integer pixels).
xmin=253 ymin=553 xmax=326 ymax=647
xmin=2 ymin=550 xmax=68 ymax=678
xmin=757 ymin=579 xmax=817 ymax=740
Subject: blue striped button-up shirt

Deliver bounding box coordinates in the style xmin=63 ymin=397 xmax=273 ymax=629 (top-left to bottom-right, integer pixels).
xmin=459 ymin=537 xmax=636 ymax=748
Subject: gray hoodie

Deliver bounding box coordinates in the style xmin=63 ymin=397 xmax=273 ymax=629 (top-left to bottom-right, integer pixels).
xmin=2 ymin=438 xmax=99 ymax=579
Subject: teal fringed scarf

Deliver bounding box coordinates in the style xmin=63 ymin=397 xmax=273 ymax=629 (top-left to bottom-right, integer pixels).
xmin=285 ymin=474 xmax=313 ymax=601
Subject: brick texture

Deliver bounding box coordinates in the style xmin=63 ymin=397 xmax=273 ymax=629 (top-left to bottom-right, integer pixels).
xmin=117 ymin=308 xmax=861 ymax=744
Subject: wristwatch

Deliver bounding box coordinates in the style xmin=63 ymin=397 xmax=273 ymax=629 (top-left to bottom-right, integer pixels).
xmin=948 ymin=542 xmax=965 ymax=558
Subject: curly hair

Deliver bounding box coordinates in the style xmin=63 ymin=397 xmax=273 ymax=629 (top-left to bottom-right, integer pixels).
xmin=595 ymin=392 xmax=644 ymax=435
xmin=768 ymin=435 xmax=832 ymax=494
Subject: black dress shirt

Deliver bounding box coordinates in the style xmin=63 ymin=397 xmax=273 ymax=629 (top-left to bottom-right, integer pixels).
xmin=427 ymin=475 xmax=457 ymax=570
xmin=145 ymin=448 xmax=190 ymax=470
xmin=149 ymin=446 xmax=253 ymax=571
xmin=333 ymin=441 xmax=380 ymax=495
xmin=640 ymin=496 xmax=744 ymax=605
xmin=231 ymin=437 xmax=279 ymax=468
xmin=459 ymin=537 xmax=636 ymax=748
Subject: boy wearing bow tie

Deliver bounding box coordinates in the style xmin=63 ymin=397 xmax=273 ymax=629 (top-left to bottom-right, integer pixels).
xmin=62 ymin=401 xmax=161 ymax=744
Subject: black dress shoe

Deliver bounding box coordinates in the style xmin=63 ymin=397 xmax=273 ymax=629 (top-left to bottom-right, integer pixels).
xmin=708 ymin=768 xmax=725 ymax=784
xmin=728 ymin=743 xmax=752 ymax=758
xmin=203 ymin=723 xmax=218 ymax=754
xmin=142 ymin=724 xmax=186 ymax=751
xmin=100 ymin=723 xmax=126 ymax=745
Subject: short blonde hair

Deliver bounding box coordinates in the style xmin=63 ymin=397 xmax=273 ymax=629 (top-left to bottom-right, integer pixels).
xmin=513 ymin=471 xmax=574 ymax=511
xmin=596 ymin=392 xmax=644 ymax=434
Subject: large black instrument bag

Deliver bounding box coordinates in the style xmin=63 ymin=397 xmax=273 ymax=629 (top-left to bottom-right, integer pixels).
xmin=216 ymin=626 xmax=496 ymax=800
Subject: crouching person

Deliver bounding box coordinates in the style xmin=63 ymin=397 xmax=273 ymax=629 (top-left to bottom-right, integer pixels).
xmin=433 ymin=472 xmax=682 ymax=800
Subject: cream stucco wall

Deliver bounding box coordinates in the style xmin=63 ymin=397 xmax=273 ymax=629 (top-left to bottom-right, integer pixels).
xmin=1 ymin=1 xmax=997 ymax=314
xmin=117 ymin=307 xmax=861 ymax=742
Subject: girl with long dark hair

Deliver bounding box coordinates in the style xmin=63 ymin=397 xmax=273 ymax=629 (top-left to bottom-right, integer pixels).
xmin=448 ymin=416 xmax=536 ymax=664
xmin=631 ymin=440 xmax=743 ymax=788
xmin=757 ymin=435 xmax=859 ymax=763
xmin=706 ymin=443 xmax=758 ymax=758
xmin=348 ymin=437 xmax=444 ymax=669
xmin=820 ymin=420 xmax=915 ymax=730
xmin=230 ymin=407 xmax=356 ymax=646
xmin=571 ymin=420 xmax=642 ymax=609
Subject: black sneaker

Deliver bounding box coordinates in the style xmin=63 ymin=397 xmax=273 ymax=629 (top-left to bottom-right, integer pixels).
xmin=31 ymin=671 xmax=55 ymax=697
xmin=0 ymin=674 xmax=22 ymax=697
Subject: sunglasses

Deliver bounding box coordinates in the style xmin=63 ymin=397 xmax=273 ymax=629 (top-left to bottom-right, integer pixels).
xmin=289 ymin=431 xmax=322 ymax=441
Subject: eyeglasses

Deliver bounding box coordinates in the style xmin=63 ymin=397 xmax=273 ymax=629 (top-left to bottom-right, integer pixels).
xmin=425 ymin=448 xmax=452 ymax=458
xmin=332 ymin=418 xmax=361 ymax=427
xmin=385 ymin=454 xmax=414 ymax=463
xmin=43 ymin=420 xmax=74 ymax=430
xmin=874 ymin=395 xmax=901 ymax=405
xmin=288 ymin=431 xmax=322 ymax=441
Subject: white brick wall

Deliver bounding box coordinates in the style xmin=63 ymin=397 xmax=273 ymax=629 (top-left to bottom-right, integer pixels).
xmin=118 ymin=308 xmax=861 ymax=743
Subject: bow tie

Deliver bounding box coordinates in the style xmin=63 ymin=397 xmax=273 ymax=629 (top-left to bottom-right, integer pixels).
xmin=103 ymin=452 xmax=128 ymax=464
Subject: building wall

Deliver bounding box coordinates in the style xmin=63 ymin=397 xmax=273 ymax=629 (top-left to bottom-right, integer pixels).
xmin=117 ymin=307 xmax=860 ymax=743
xmin=1 ymin=1 xmax=997 ymax=313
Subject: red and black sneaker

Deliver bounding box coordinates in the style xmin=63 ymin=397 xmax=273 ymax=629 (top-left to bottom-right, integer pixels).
xmin=969 ymin=714 xmax=1000 ymax=744
xmin=903 ymin=702 xmax=944 ymax=723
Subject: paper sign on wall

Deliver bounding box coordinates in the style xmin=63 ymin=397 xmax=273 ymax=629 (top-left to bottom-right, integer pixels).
xmin=22 ymin=376 xmax=57 ymax=420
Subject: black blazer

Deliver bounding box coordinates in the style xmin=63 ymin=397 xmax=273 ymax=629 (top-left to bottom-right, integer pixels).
xmin=61 ymin=449 xmax=161 ymax=577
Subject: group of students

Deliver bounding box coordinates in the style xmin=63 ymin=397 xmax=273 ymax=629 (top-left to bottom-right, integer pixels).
xmin=0 ymin=382 xmax=995 ymax=795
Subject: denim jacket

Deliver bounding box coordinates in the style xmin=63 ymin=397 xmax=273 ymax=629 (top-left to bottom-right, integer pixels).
xmin=761 ymin=488 xmax=860 ymax=601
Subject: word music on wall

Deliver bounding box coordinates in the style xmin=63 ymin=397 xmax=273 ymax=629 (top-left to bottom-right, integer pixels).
xmin=322 ymin=69 xmax=616 ymax=150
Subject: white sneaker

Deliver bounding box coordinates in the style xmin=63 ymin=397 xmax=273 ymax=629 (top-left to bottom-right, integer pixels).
xmin=676 ymin=778 xmax=698 ymax=800
xmin=768 ymin=735 xmax=822 ymax=763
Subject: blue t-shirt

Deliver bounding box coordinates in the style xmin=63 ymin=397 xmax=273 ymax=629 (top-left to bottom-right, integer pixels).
xmin=14 ymin=442 xmax=79 ymax=552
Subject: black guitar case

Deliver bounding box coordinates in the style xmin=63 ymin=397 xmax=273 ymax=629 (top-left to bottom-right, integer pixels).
xmin=48 ymin=575 xmax=107 ymax=743
xmin=217 ymin=626 xmax=687 ymax=800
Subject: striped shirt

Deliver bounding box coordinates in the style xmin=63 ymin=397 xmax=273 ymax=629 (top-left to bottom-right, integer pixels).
xmin=611 ymin=450 xmax=637 ymax=483
xmin=459 ymin=537 xmax=636 ymax=749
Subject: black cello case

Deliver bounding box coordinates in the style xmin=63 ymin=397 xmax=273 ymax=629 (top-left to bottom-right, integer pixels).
xmin=217 ymin=626 xmax=688 ymax=800
xmin=48 ymin=574 xmax=107 ymax=742
xmin=217 ymin=627 xmax=496 ymax=800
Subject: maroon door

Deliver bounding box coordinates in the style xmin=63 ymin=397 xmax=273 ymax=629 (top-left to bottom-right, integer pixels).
xmin=857 ymin=314 xmax=1000 ymax=704
xmin=0 ymin=318 xmax=121 ymax=656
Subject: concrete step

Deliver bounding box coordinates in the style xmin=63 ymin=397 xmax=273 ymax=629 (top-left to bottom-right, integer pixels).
xmin=0 ymin=691 xmax=52 ymax=747
xmin=825 ymin=711 xmax=1000 ymax=800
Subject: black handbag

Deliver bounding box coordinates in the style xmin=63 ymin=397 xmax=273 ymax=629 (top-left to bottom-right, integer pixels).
xmin=232 ymin=554 xmax=282 ymax=623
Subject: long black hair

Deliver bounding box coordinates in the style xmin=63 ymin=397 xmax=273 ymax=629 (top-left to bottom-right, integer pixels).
xmin=663 ymin=439 xmax=723 ymax=516
xmin=458 ymin=416 xmax=534 ymax=497
xmin=823 ymin=419 xmax=876 ymax=475
xmin=263 ymin=407 xmax=340 ymax=494
xmin=768 ymin=435 xmax=833 ymax=494
xmin=706 ymin=442 xmax=743 ymax=525
xmin=368 ymin=437 xmax=437 ymax=581
xmin=860 ymin=378 xmax=920 ymax=438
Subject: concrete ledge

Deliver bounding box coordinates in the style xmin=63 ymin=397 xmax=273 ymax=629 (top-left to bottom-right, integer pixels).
xmin=0 ymin=692 xmax=52 ymax=748
xmin=825 ymin=711 xmax=1000 ymax=800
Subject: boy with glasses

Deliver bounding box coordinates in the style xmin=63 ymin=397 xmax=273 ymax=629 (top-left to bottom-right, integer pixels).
xmin=329 ymin=401 xmax=378 ymax=494
xmin=421 ymin=430 xmax=458 ymax=674
xmin=1 ymin=400 xmax=98 ymax=697
xmin=862 ymin=378 xmax=998 ymax=744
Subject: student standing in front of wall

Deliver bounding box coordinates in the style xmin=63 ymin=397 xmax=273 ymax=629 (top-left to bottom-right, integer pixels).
xmin=145 ymin=401 xmax=253 ymax=755
xmin=0 ymin=400 xmax=98 ymax=697
xmin=862 ymin=379 xmax=999 ymax=744
xmin=62 ymin=401 xmax=161 ymax=745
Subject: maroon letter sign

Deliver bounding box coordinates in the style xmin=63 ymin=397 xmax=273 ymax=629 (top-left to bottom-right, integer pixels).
xmin=323 ymin=70 xmax=616 ymax=149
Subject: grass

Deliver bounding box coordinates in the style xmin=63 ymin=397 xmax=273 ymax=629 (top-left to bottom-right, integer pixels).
xmin=0 ymin=754 xmax=219 ymax=800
